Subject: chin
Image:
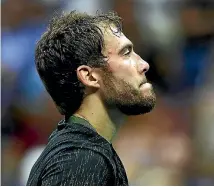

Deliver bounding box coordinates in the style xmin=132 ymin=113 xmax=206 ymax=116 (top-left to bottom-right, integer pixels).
xmin=118 ymin=99 xmax=156 ymax=116
xmin=120 ymin=106 xmax=155 ymax=116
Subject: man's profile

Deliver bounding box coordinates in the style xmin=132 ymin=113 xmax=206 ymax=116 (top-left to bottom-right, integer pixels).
xmin=27 ymin=11 xmax=156 ymax=186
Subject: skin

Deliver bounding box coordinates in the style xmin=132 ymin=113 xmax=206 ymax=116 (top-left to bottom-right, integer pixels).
xmin=74 ymin=25 xmax=156 ymax=142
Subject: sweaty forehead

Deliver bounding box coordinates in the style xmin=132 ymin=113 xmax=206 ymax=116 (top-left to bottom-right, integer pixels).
xmin=101 ymin=26 xmax=131 ymax=56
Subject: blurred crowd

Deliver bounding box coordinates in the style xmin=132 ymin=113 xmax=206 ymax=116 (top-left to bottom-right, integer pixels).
xmin=1 ymin=0 xmax=214 ymax=185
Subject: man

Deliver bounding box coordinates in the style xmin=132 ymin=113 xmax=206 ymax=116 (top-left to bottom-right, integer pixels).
xmin=27 ymin=11 xmax=156 ymax=186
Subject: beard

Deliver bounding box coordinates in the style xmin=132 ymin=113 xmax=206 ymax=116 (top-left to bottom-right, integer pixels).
xmin=100 ymin=69 xmax=156 ymax=116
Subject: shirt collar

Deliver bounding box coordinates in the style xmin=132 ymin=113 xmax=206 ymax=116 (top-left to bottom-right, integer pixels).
xmin=67 ymin=115 xmax=96 ymax=132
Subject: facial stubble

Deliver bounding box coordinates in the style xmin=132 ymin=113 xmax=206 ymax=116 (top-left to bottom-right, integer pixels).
xmin=100 ymin=70 xmax=156 ymax=115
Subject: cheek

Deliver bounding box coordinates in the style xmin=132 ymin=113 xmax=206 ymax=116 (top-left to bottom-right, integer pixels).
xmin=118 ymin=58 xmax=137 ymax=78
xmin=124 ymin=58 xmax=136 ymax=67
xmin=108 ymin=57 xmax=136 ymax=74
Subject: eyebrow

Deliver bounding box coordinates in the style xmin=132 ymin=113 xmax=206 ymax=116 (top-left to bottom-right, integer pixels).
xmin=118 ymin=43 xmax=134 ymax=55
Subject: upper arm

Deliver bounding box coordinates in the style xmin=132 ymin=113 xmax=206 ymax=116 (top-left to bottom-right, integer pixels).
xmin=41 ymin=149 xmax=115 ymax=186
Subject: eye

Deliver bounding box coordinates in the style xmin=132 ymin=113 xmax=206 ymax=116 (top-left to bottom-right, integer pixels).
xmin=123 ymin=47 xmax=132 ymax=56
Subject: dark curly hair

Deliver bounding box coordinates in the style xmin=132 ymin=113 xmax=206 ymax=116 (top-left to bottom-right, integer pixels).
xmin=35 ymin=11 xmax=122 ymax=117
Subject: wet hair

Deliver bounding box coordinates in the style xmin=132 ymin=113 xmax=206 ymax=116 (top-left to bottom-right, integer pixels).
xmin=35 ymin=11 xmax=122 ymax=117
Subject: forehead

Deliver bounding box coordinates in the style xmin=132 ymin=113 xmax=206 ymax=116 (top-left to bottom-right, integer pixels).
xmin=101 ymin=26 xmax=132 ymax=55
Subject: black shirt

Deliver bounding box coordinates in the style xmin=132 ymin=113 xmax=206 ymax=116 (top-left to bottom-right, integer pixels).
xmin=27 ymin=116 xmax=128 ymax=186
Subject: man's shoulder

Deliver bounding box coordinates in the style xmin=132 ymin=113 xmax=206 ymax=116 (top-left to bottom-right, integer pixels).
xmin=44 ymin=121 xmax=114 ymax=161
xmin=27 ymin=122 xmax=115 ymax=183
xmin=27 ymin=146 xmax=116 ymax=186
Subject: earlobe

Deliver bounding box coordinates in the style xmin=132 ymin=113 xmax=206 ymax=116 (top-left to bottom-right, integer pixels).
xmin=76 ymin=65 xmax=100 ymax=88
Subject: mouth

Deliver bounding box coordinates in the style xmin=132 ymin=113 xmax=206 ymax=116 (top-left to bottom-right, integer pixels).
xmin=139 ymin=80 xmax=148 ymax=87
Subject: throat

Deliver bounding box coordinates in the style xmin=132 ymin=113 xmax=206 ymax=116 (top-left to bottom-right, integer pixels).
xmin=73 ymin=93 xmax=126 ymax=142
xmin=74 ymin=112 xmax=116 ymax=143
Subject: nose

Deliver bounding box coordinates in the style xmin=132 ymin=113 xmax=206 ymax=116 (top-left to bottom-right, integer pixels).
xmin=138 ymin=59 xmax=150 ymax=74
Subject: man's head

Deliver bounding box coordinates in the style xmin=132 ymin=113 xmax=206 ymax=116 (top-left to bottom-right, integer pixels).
xmin=36 ymin=11 xmax=156 ymax=117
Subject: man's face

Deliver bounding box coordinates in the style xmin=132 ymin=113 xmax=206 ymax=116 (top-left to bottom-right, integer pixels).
xmin=98 ymin=27 xmax=156 ymax=115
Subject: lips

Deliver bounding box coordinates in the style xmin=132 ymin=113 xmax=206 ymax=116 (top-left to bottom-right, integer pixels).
xmin=139 ymin=80 xmax=147 ymax=87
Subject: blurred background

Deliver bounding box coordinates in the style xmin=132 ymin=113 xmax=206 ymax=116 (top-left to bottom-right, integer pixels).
xmin=1 ymin=0 xmax=214 ymax=185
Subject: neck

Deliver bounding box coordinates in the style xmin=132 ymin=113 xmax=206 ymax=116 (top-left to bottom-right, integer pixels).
xmin=74 ymin=94 xmax=126 ymax=142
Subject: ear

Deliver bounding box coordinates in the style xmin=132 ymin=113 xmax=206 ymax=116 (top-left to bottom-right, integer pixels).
xmin=76 ymin=65 xmax=101 ymax=88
